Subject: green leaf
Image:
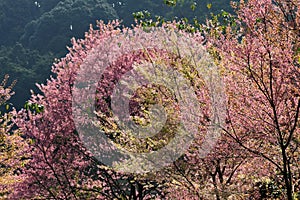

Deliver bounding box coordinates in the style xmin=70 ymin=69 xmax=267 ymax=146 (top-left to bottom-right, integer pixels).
xmin=256 ymin=18 xmax=262 ymax=23
xmin=190 ymin=2 xmax=197 ymax=11
xmin=164 ymin=0 xmax=177 ymax=7
xmin=207 ymin=3 xmax=212 ymax=9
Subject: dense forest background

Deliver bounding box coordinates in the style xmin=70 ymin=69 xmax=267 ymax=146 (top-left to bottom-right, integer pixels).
xmin=0 ymin=0 xmax=232 ymax=109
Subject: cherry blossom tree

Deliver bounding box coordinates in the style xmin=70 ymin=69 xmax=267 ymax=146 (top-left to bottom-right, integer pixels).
xmin=0 ymin=75 xmax=27 ymax=198
xmin=11 ymin=18 xmax=222 ymax=199
xmin=208 ymin=0 xmax=300 ymax=199
xmin=12 ymin=21 xmax=184 ymax=199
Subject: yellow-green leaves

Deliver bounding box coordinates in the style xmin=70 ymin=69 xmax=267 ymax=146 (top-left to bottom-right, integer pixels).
xmin=207 ymin=3 xmax=212 ymax=10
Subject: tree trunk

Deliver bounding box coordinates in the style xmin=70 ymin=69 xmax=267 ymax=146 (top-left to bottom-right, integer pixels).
xmin=281 ymin=147 xmax=293 ymax=200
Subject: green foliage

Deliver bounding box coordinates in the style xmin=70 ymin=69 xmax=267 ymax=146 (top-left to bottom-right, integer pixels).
xmin=190 ymin=2 xmax=197 ymax=11
xmin=130 ymin=0 xmax=234 ymax=34
xmin=0 ymin=0 xmax=40 ymax=46
xmin=107 ymin=0 xmax=169 ymax=26
xmin=0 ymin=0 xmax=62 ymax=46
xmin=164 ymin=0 xmax=177 ymax=7
xmin=132 ymin=10 xmax=151 ymax=20
xmin=24 ymin=102 xmax=44 ymax=114
xmin=0 ymin=43 xmax=54 ymax=108
xmin=199 ymin=9 xmax=238 ymax=37
xmin=133 ymin=10 xmax=164 ymax=28
xmin=20 ymin=0 xmax=118 ymax=54
xmin=163 ymin=0 xmax=233 ymax=24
